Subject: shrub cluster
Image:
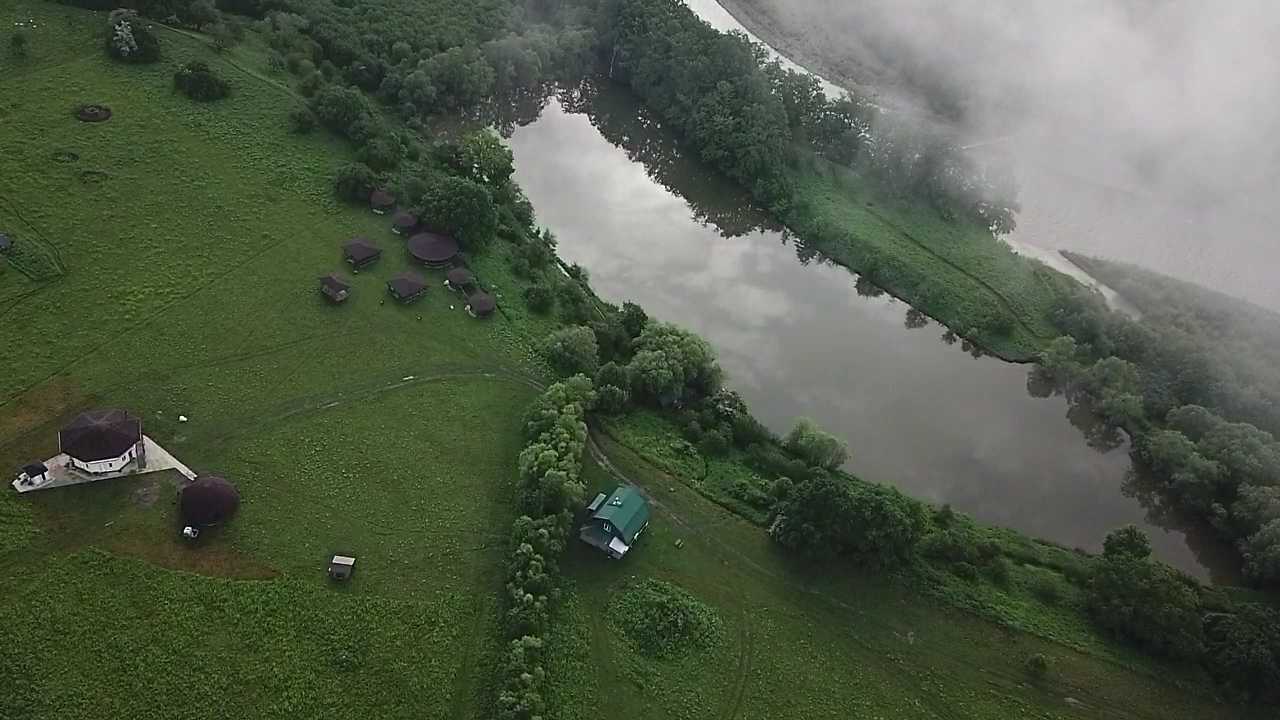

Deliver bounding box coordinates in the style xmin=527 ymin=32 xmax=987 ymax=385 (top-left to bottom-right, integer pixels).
xmin=609 ymin=579 xmax=723 ymax=658
xmin=173 ymin=60 xmax=230 ymax=100
xmin=495 ymin=377 xmax=594 ymax=720
xmin=105 ymin=9 xmax=160 ymax=63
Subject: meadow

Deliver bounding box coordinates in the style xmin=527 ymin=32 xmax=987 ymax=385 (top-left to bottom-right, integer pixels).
xmin=0 ymin=5 xmax=546 ymax=717
xmin=0 ymin=3 xmax=1265 ymax=718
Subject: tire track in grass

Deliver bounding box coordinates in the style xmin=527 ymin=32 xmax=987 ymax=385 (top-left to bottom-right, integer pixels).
xmin=722 ymin=606 xmax=754 ymax=720
xmin=586 ymin=432 xmax=1193 ymax=720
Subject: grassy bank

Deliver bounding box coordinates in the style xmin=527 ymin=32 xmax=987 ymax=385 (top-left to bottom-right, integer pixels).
xmin=547 ymin=431 xmax=1255 ymax=719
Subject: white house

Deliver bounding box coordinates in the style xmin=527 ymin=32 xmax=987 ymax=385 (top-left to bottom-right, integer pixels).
xmin=59 ymin=409 xmax=144 ymax=475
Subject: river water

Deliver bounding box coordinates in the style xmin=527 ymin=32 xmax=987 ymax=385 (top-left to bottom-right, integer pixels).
xmin=508 ymin=81 xmax=1236 ymax=579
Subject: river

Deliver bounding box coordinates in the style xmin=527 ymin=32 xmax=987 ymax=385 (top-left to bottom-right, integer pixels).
xmin=508 ymin=81 xmax=1236 ymax=580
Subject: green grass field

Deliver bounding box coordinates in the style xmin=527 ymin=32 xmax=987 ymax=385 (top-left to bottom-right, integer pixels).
xmin=0 ymin=5 xmax=545 ymax=717
xmin=789 ymin=163 xmax=1072 ymax=359
xmin=0 ymin=3 xmax=1263 ymax=719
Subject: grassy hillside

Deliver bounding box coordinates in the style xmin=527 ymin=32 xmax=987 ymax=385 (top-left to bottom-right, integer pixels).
xmin=0 ymin=3 xmax=1264 ymax=719
xmin=548 ymin=435 xmax=1257 ymax=720
xmin=0 ymin=5 xmax=545 ymax=718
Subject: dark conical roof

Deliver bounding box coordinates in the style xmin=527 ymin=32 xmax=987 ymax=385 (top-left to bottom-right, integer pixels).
xmin=179 ymin=475 xmax=240 ymax=526
xmin=446 ymin=267 xmax=474 ymax=287
xmin=407 ymin=232 xmax=459 ymax=265
xmin=391 ymin=211 xmax=417 ymax=230
xmin=369 ymin=189 xmax=395 ymax=209
xmin=60 ymin=409 xmax=141 ymax=461
xmin=343 ymin=237 xmax=381 ymax=264
xmin=467 ymin=291 xmax=496 ymax=316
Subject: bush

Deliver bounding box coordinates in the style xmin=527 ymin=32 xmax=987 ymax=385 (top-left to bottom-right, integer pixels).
xmin=1086 ymin=557 xmax=1205 ymax=660
xmin=770 ymin=475 xmax=928 ymax=566
xmin=1204 ymin=604 xmax=1280 ymax=703
xmin=287 ymin=106 xmax=316 ymax=134
xmin=333 ymin=162 xmax=377 ymax=203
xmin=784 ymin=418 xmax=849 ymax=470
xmin=595 ymin=384 xmax=628 ymax=415
xmin=105 ymin=10 xmax=160 ymax=64
xmin=1102 ymin=524 xmax=1152 ymax=561
xmin=610 ymin=579 xmax=723 ymax=658
xmin=523 ymin=284 xmax=554 ymax=314
xmin=1030 ymin=573 xmax=1063 ymax=605
xmin=698 ymin=429 xmax=730 ymax=456
xmin=953 ymin=561 xmax=979 ymax=581
xmin=173 ymin=61 xmax=230 ymax=101
xmin=542 ymin=326 xmax=599 ymax=378
xmin=1024 ymin=653 xmax=1050 ymax=680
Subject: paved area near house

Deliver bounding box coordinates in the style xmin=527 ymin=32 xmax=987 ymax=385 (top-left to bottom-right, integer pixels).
xmin=11 ymin=435 xmax=196 ymax=493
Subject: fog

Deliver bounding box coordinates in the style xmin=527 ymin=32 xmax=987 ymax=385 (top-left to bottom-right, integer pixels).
xmin=722 ymin=0 xmax=1280 ymax=310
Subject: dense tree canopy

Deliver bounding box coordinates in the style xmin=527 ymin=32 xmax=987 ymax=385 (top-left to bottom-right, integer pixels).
xmin=770 ymin=475 xmax=928 ymax=566
xmin=1086 ymin=557 xmax=1205 ymax=661
xmin=625 ymin=321 xmax=721 ymax=406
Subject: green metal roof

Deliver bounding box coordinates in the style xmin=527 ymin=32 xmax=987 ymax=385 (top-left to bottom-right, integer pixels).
xmin=591 ymin=485 xmax=651 ymax=543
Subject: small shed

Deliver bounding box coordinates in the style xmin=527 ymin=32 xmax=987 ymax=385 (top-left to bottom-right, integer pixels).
xmin=329 ymin=554 xmax=356 ymax=581
xmin=390 ymin=211 xmax=417 ymax=235
xmin=387 ymin=271 xmax=427 ymax=303
xmin=445 ymin=266 xmax=475 ymax=292
xmin=17 ymin=462 xmax=48 ymax=487
xmin=0 ymin=233 xmax=11 ymax=253
xmin=319 ymin=273 xmax=351 ymax=303
xmin=466 ymin=291 xmax=496 ymax=318
xmin=343 ymin=238 xmax=382 ymax=269
xmin=369 ymin=190 xmax=395 ymax=215
xmin=407 ymin=232 xmax=460 ymax=267
xmin=178 ymin=475 xmax=240 ymax=527
xmin=579 ymin=485 xmax=651 ymax=559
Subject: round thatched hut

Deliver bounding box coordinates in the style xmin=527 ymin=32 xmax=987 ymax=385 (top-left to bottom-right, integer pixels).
xmin=369 ymin=189 xmax=395 ymax=214
xmin=445 ymin=266 xmax=475 ymax=291
xmin=407 ymin=232 xmax=460 ymax=267
xmin=59 ymin=409 xmax=143 ymax=475
xmin=390 ymin=211 xmax=417 ymax=235
xmin=179 ymin=475 xmax=240 ymax=527
xmin=466 ymin=292 xmax=496 ymax=318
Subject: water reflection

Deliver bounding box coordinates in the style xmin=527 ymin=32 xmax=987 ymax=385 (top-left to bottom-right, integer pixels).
xmin=507 ymin=79 xmax=1228 ymax=579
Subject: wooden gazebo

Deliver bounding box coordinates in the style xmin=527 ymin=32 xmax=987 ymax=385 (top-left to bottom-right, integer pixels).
xmin=342 ymin=238 xmax=382 ymax=269
xmin=406 ymin=232 xmax=460 ymax=267
xmin=390 ymin=211 xmax=417 ymax=235
xmin=369 ymin=189 xmax=395 ymax=215
xmin=445 ymin=266 xmax=475 ymax=292
xmin=387 ymin=271 xmax=427 ymax=303
xmin=319 ymin=273 xmax=351 ymax=303
xmin=466 ymin=291 xmax=496 ymax=319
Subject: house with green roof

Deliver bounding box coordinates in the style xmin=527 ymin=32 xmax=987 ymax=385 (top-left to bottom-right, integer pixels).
xmin=579 ymin=485 xmax=651 ymax=559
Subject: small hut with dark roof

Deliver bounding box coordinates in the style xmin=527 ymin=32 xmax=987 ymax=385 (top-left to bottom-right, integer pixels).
xmin=319 ymin=273 xmax=352 ymax=303
xmin=60 ymin=409 xmax=143 ymax=475
xmin=369 ymin=189 xmax=395 ymax=215
xmin=387 ymin=271 xmax=427 ymax=303
xmin=390 ymin=211 xmax=417 ymax=235
xmin=466 ymin=291 xmax=496 ymax=319
xmin=179 ymin=475 xmax=240 ymax=528
xmin=445 ymin=266 xmax=475 ymax=292
xmin=343 ymin=238 xmax=382 ymax=269
xmin=407 ymin=232 xmax=460 ymax=267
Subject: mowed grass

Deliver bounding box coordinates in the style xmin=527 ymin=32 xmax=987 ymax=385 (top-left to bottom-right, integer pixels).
xmin=791 ymin=165 xmax=1069 ymax=359
xmin=0 ymin=4 xmax=548 ymax=718
xmin=552 ymin=437 xmax=1262 ymax=720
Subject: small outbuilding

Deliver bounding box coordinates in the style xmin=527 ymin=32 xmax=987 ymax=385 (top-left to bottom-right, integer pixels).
xmin=0 ymin=233 xmax=11 ymax=253
xmin=319 ymin=273 xmax=352 ymax=303
xmin=407 ymin=232 xmax=460 ymax=267
xmin=369 ymin=190 xmax=395 ymax=215
xmin=178 ymin=474 xmax=240 ymax=528
xmin=17 ymin=462 xmax=48 ymax=487
xmin=445 ymin=266 xmax=475 ymax=292
xmin=329 ymin=554 xmax=356 ymax=581
xmin=390 ymin=211 xmax=417 ymax=235
xmin=466 ymin=291 xmax=496 ymax=318
xmin=342 ymin=238 xmax=382 ymax=269
xmin=387 ymin=271 xmax=427 ymax=303
xmin=579 ymin=485 xmax=651 ymax=559
xmin=60 ymin=409 xmax=143 ymax=475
